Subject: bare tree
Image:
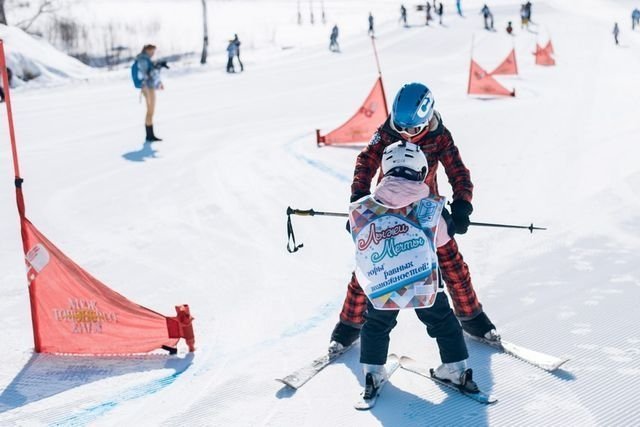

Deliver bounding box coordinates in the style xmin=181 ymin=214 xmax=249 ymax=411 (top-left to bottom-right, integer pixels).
xmin=200 ymin=0 xmax=208 ymax=64
xmin=15 ymin=1 xmax=59 ymax=33
xmin=0 ymin=0 xmax=9 ymax=25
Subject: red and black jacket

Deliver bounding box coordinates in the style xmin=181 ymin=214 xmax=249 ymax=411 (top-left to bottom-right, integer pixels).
xmin=351 ymin=112 xmax=473 ymax=204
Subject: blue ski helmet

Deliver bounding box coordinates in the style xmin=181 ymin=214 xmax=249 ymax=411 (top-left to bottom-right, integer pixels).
xmin=390 ymin=83 xmax=435 ymax=137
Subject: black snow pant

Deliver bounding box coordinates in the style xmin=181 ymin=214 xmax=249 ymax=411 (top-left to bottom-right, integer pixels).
xmin=226 ymin=57 xmax=235 ymax=73
xmin=360 ymin=292 xmax=468 ymax=366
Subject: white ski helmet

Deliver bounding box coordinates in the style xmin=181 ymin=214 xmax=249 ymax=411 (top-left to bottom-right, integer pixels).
xmin=381 ymin=141 xmax=428 ymax=181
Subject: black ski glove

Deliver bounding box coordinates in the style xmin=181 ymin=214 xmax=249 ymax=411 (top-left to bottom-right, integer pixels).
xmin=450 ymin=199 xmax=473 ymax=235
xmin=346 ymin=219 xmax=351 ymax=233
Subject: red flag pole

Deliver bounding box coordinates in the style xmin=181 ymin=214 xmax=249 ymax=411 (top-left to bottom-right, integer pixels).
xmin=0 ymin=41 xmax=22 ymax=181
xmin=0 ymin=40 xmax=26 ymax=220
xmin=370 ymin=36 xmax=389 ymax=115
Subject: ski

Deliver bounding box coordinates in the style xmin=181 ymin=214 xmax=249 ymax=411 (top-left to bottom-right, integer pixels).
xmin=354 ymin=353 xmax=400 ymax=410
xmin=464 ymin=332 xmax=569 ymax=372
xmin=399 ymin=356 xmax=497 ymax=404
xmin=276 ymin=343 xmax=355 ymax=389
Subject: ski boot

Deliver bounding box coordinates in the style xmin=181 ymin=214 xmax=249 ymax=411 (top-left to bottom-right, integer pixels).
xmin=362 ymin=364 xmax=387 ymax=400
xmin=432 ymin=360 xmax=479 ymax=393
xmin=328 ymin=321 xmax=361 ymax=354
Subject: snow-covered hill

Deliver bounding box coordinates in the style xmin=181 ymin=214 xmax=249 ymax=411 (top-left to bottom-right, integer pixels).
xmin=0 ymin=24 xmax=93 ymax=84
xmin=0 ymin=0 xmax=639 ymax=426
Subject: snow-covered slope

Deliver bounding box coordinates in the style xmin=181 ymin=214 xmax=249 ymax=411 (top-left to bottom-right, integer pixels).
xmin=0 ymin=0 xmax=639 ymax=426
xmin=0 ymin=24 xmax=93 ymax=84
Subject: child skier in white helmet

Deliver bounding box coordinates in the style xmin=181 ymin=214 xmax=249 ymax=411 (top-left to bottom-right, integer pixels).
xmin=349 ymin=141 xmax=479 ymax=406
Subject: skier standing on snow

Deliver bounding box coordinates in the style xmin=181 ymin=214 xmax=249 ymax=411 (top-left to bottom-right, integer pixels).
xmin=368 ymin=12 xmax=375 ymax=36
xmin=329 ymin=25 xmax=340 ymax=52
xmin=329 ymin=82 xmax=499 ymax=355
xmin=632 ymin=9 xmax=640 ymax=30
xmin=233 ymin=34 xmax=244 ymax=72
xmin=481 ymin=4 xmax=494 ymax=30
xmin=400 ymin=5 xmax=408 ymax=27
xmin=133 ymin=44 xmax=165 ymax=142
xmin=520 ymin=4 xmax=529 ymax=29
xmin=506 ymin=21 xmax=513 ymax=34
xmin=425 ymin=2 xmax=433 ymax=25
xmin=456 ymin=0 xmax=463 ymax=16
xmin=437 ymin=2 xmax=444 ymax=25
xmin=613 ymin=22 xmax=620 ymax=45
xmin=353 ymin=141 xmax=480 ymax=401
xmin=226 ymin=40 xmax=237 ymax=73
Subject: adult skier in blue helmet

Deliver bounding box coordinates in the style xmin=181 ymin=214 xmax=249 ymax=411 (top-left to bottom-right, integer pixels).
xmin=329 ymin=82 xmax=500 ymax=355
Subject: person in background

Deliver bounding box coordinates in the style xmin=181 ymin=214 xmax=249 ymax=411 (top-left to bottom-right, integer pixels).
xmin=0 ymin=67 xmax=11 ymax=103
xmin=520 ymin=4 xmax=529 ymax=29
xmin=506 ymin=21 xmax=513 ymax=34
xmin=613 ymin=22 xmax=620 ymax=45
xmin=329 ymin=24 xmax=340 ymax=52
xmin=437 ymin=2 xmax=444 ymax=25
xmin=425 ymin=2 xmax=433 ymax=25
xmin=226 ymin=40 xmax=237 ymax=73
xmin=632 ymin=9 xmax=640 ymax=30
xmin=400 ymin=4 xmax=408 ymax=27
xmin=134 ymin=44 xmax=165 ymax=142
xmin=456 ymin=0 xmax=463 ymax=16
xmin=368 ymin=12 xmax=375 ymax=36
xmin=233 ymin=34 xmax=244 ymax=72
xmin=481 ymin=4 xmax=494 ymax=30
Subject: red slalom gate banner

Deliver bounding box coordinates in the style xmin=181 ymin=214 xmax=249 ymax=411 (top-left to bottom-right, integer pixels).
xmin=544 ymin=40 xmax=554 ymax=54
xmin=490 ymin=49 xmax=518 ymax=76
xmin=467 ymin=60 xmax=515 ymax=97
xmin=0 ymin=40 xmax=195 ymax=355
xmin=316 ymin=77 xmax=388 ymax=146
xmin=534 ymin=43 xmax=555 ymax=66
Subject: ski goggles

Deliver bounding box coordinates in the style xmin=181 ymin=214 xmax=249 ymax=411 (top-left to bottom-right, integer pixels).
xmin=390 ymin=120 xmax=429 ymax=137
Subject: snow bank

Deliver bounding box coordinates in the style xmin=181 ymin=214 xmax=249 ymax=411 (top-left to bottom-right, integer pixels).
xmin=0 ymin=24 xmax=93 ymax=85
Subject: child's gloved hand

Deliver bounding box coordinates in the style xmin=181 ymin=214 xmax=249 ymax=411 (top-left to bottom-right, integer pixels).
xmin=450 ymin=199 xmax=473 ymax=234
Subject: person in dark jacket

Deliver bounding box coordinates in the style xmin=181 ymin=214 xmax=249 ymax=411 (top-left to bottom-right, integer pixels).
xmin=329 ymin=82 xmax=499 ymax=354
xmin=368 ymin=12 xmax=375 ymax=36
xmin=437 ymin=2 xmax=444 ymax=25
xmin=226 ymin=40 xmax=237 ymax=72
xmin=233 ymin=34 xmax=244 ymax=72
xmin=329 ymin=25 xmax=340 ymax=52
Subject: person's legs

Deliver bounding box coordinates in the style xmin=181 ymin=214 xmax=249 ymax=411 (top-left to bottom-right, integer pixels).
xmin=414 ymin=293 xmax=468 ymax=364
xmin=329 ymin=272 xmax=366 ymax=349
xmin=236 ymin=55 xmax=244 ymax=72
xmin=360 ymin=300 xmax=399 ymax=365
xmin=437 ymin=238 xmax=497 ymax=338
xmin=142 ymin=88 xmax=155 ymax=126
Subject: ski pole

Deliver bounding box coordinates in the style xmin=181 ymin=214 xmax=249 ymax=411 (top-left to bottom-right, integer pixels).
xmin=468 ymin=221 xmax=546 ymax=233
xmin=286 ymin=207 xmax=348 ymax=253
xmin=286 ymin=207 xmax=547 ymax=252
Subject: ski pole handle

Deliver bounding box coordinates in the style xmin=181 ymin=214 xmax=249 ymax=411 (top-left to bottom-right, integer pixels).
xmin=286 ymin=207 xmax=348 ymax=218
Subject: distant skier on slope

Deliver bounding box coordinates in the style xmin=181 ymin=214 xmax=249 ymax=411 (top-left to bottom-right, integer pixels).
xmin=352 ymin=141 xmax=480 ymax=401
xmin=425 ymin=2 xmax=433 ymax=25
xmin=329 ymin=24 xmax=340 ymax=52
xmin=437 ymin=2 xmax=444 ymax=25
xmin=481 ymin=4 xmax=494 ymax=30
xmin=132 ymin=44 xmax=166 ymax=142
xmin=506 ymin=21 xmax=514 ymax=34
xmin=368 ymin=12 xmax=375 ymax=36
xmin=329 ymin=82 xmax=500 ymax=355
xmin=233 ymin=34 xmax=244 ymax=72
xmin=400 ymin=5 xmax=408 ymax=27
xmin=226 ymin=40 xmax=238 ymax=72
xmin=613 ymin=22 xmax=620 ymax=45
xmin=456 ymin=0 xmax=463 ymax=16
